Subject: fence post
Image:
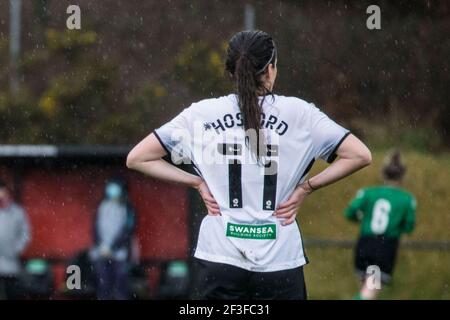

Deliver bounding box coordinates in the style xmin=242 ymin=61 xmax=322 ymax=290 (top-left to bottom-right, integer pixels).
xmin=9 ymin=0 xmax=22 ymax=95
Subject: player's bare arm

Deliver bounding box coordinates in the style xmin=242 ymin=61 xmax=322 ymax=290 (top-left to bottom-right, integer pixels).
xmin=274 ymin=134 xmax=371 ymax=225
xmin=126 ymin=133 xmax=221 ymax=216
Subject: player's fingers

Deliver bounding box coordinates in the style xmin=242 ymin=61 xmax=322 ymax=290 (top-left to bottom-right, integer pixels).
xmin=207 ymin=204 xmax=220 ymax=212
xmin=281 ymin=214 xmax=297 ymax=226
xmin=209 ymin=202 xmax=220 ymax=209
xmin=276 ymin=197 xmax=297 ymax=210
xmin=206 ymin=204 xmax=221 ymax=215
xmin=202 ymin=197 xmax=217 ymax=205
xmin=203 ymin=198 xmax=219 ymax=209
xmin=205 ymin=202 xmax=214 ymax=210
xmin=275 ymin=210 xmax=297 ymax=219
xmin=274 ymin=204 xmax=298 ymax=216
xmin=203 ymin=196 xmax=216 ymax=204
xmin=273 ymin=206 xmax=294 ymax=216
xmin=202 ymin=193 xmax=216 ymax=203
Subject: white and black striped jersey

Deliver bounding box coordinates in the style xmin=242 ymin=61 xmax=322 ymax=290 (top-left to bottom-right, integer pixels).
xmin=154 ymin=94 xmax=349 ymax=272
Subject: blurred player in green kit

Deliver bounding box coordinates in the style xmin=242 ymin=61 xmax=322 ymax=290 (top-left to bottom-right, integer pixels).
xmin=344 ymin=150 xmax=416 ymax=300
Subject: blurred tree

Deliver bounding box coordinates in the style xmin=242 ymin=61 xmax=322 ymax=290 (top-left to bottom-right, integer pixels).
xmin=45 ymin=28 xmax=97 ymax=61
xmin=34 ymin=0 xmax=50 ymax=26
xmin=38 ymin=61 xmax=118 ymax=143
xmin=2 ymin=28 xmax=119 ymax=144
xmin=172 ymin=40 xmax=232 ymax=98
xmin=0 ymin=90 xmax=46 ymax=143
xmin=91 ymin=82 xmax=169 ymax=144
xmin=1 ymin=27 xmax=169 ymax=145
xmin=0 ymin=0 xmax=448 ymax=149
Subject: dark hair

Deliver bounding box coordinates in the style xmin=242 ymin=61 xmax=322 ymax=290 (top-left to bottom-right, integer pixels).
xmin=383 ymin=150 xmax=406 ymax=181
xmin=0 ymin=179 xmax=6 ymax=189
xmin=225 ymin=30 xmax=277 ymax=161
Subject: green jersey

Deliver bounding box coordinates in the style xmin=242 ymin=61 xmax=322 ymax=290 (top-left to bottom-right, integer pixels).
xmin=345 ymin=185 xmax=416 ymax=238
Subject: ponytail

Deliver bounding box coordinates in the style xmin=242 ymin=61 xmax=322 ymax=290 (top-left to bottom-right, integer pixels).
xmin=235 ymin=54 xmax=264 ymax=160
xmin=383 ymin=150 xmax=406 ymax=181
xmin=225 ymin=30 xmax=277 ymax=162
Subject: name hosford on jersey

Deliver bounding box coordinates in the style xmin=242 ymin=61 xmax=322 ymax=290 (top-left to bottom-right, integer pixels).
xmin=206 ymin=112 xmax=289 ymax=136
xmin=167 ymin=112 xmax=288 ymax=168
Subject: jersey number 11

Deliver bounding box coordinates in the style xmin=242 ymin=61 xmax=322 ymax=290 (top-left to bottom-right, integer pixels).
xmin=218 ymin=143 xmax=278 ymax=211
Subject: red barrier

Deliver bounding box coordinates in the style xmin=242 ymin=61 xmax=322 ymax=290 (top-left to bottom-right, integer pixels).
xmin=12 ymin=166 xmax=190 ymax=261
xmin=0 ymin=146 xmax=191 ymax=298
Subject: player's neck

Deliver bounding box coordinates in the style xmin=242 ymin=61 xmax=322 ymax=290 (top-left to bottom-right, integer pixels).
xmin=384 ymin=180 xmax=401 ymax=187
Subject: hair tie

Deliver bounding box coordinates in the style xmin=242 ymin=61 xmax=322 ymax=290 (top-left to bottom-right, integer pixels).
xmin=256 ymin=46 xmax=276 ymax=75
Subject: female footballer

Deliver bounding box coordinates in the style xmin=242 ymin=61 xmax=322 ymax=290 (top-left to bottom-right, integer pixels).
xmin=345 ymin=150 xmax=416 ymax=300
xmin=127 ymin=30 xmax=372 ymax=299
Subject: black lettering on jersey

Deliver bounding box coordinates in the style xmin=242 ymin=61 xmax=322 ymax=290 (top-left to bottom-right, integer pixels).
xmin=211 ymin=112 xmax=289 ymax=136
xmin=276 ymin=121 xmax=288 ymax=136
xmin=260 ymin=112 xmax=266 ymax=127
xmin=229 ymin=159 xmax=242 ymax=209
xmin=236 ymin=112 xmax=243 ymax=127
xmin=263 ymin=161 xmax=277 ymax=210
xmin=211 ymin=119 xmax=226 ymax=133
xmin=223 ymin=114 xmax=235 ymax=128
xmin=265 ymin=115 xmax=278 ymax=129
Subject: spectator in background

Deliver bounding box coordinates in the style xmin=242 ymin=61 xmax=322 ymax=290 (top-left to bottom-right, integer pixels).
xmin=91 ymin=177 xmax=136 ymax=300
xmin=0 ymin=179 xmax=30 ymax=300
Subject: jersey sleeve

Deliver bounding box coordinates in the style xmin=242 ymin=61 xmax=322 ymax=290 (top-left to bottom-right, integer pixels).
xmin=309 ymin=104 xmax=350 ymax=163
xmin=153 ymin=107 xmax=193 ymax=162
xmin=401 ymin=196 xmax=417 ymax=234
xmin=344 ymin=189 xmax=366 ymax=222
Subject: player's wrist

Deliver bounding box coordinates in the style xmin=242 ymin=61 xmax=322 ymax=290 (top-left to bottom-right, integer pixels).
xmin=299 ymin=179 xmax=316 ymax=195
xmin=192 ymin=177 xmax=204 ymax=190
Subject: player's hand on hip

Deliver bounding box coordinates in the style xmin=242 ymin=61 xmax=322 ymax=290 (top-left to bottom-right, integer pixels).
xmin=274 ymin=183 xmax=312 ymax=226
xmin=195 ymin=180 xmax=221 ymax=216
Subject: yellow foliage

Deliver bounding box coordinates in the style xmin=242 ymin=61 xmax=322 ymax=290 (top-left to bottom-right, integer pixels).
xmin=153 ymin=85 xmax=167 ymax=98
xmin=45 ymin=28 xmax=97 ymax=51
xmin=39 ymin=95 xmax=57 ymax=116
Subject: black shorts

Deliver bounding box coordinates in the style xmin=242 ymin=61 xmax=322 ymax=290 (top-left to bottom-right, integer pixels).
xmin=191 ymin=258 xmax=307 ymax=300
xmin=354 ymin=236 xmax=399 ymax=284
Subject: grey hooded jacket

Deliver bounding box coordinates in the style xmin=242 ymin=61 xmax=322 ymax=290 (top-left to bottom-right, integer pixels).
xmin=0 ymin=203 xmax=30 ymax=275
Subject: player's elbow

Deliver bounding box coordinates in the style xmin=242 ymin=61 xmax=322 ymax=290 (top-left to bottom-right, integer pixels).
xmin=357 ymin=147 xmax=372 ymax=167
xmin=126 ymin=150 xmax=139 ymax=170
xmin=339 ymin=134 xmax=372 ymax=168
